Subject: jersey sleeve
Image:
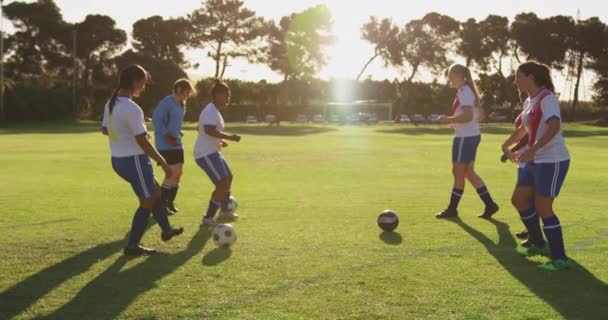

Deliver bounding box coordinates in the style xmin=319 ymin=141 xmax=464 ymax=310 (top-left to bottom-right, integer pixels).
xmin=126 ymin=105 xmax=148 ymax=137
xmin=457 ymin=87 xmax=475 ymax=108
xmin=541 ymin=94 xmax=561 ymax=123
xmin=202 ymin=107 xmax=220 ymax=127
xmin=101 ymin=103 xmax=109 ymax=128
xmin=151 ymin=99 xmax=169 ymax=136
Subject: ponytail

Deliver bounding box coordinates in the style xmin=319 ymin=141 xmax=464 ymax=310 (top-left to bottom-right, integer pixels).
xmin=108 ymin=88 xmax=119 ymax=114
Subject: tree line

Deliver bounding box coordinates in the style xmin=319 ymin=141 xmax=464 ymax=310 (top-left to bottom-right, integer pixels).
xmin=1 ymin=0 xmax=607 ymax=122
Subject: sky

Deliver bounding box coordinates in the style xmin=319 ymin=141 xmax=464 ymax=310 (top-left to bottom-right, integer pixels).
xmin=4 ymin=0 xmax=608 ymax=99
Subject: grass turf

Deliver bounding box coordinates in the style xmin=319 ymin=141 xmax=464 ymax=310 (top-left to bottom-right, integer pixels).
xmin=0 ymin=122 xmax=607 ymax=319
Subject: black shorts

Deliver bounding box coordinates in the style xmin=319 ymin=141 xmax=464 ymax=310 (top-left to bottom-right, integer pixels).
xmin=159 ymin=149 xmax=184 ymax=165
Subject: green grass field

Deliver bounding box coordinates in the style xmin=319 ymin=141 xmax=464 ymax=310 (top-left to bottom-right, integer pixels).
xmin=1 ymin=122 xmax=607 ymax=320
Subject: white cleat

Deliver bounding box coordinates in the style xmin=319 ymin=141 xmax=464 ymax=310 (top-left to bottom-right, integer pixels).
xmin=200 ymin=217 xmax=217 ymax=227
xmin=218 ymin=211 xmax=239 ymax=222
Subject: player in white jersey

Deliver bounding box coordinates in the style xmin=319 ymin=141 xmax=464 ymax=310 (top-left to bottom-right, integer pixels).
xmin=101 ymin=65 xmax=183 ymax=256
xmin=435 ymin=64 xmax=499 ymax=219
xmin=194 ymin=81 xmax=241 ymax=226
xmin=502 ymin=61 xmax=570 ymax=271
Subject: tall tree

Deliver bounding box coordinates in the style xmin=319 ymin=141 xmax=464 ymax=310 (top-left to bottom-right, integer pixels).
xmin=567 ymin=17 xmax=608 ymax=120
xmin=390 ymin=13 xmax=459 ymax=116
xmin=264 ymin=5 xmax=334 ymax=81
xmin=189 ymin=0 xmax=267 ymax=79
xmin=391 ymin=12 xmax=460 ymax=83
xmin=479 ymin=15 xmax=511 ymax=76
xmin=74 ymin=14 xmax=127 ymax=114
xmin=3 ymin=0 xmax=71 ymax=77
xmin=511 ymin=13 xmax=574 ymax=69
xmin=357 ymin=17 xmax=400 ymax=81
xmin=457 ymin=15 xmax=511 ymax=75
xmin=132 ymin=16 xmax=192 ymax=68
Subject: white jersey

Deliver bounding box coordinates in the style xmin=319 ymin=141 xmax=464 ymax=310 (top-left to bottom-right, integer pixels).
xmin=452 ymin=85 xmax=481 ymax=137
xmin=194 ymin=102 xmax=225 ymax=158
xmin=102 ymin=96 xmax=147 ymax=157
xmin=521 ymin=90 xmax=570 ymax=163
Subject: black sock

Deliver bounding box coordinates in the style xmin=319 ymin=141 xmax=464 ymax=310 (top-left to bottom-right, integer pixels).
xmin=171 ymin=185 xmax=179 ymax=204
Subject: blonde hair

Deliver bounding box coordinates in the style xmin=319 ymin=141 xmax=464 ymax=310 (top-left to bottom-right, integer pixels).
xmin=448 ymin=64 xmax=481 ymax=106
xmin=172 ymin=78 xmax=196 ymax=108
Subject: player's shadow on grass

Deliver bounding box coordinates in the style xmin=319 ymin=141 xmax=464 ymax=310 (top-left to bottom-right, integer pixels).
xmin=0 ymin=222 xmax=155 ymax=319
xmin=40 ymin=228 xmax=212 ymax=320
xmin=379 ymin=231 xmax=403 ymax=245
xmin=228 ymin=125 xmax=336 ymax=136
xmin=452 ymin=218 xmax=608 ymax=319
xmin=203 ymin=247 xmax=232 ymax=266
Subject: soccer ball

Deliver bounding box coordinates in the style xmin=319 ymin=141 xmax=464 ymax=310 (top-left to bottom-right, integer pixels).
xmin=223 ymin=195 xmax=238 ymax=214
xmin=212 ymin=223 xmax=237 ymax=247
xmin=377 ymin=210 xmax=399 ymax=232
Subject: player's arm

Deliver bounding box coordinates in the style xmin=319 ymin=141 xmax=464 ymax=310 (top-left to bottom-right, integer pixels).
xmin=135 ymin=134 xmax=172 ymax=178
xmin=440 ymin=107 xmax=473 ymax=124
xmin=528 ymin=118 xmax=560 ymax=154
xmin=447 ymin=107 xmax=473 ymax=123
xmin=501 ymin=126 xmax=527 ymax=161
xmin=204 ymin=125 xmax=241 ymax=142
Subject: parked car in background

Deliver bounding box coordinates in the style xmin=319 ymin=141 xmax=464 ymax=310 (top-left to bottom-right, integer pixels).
xmin=329 ymin=114 xmax=341 ymax=123
xmin=398 ymin=114 xmax=411 ymax=123
xmin=489 ymin=112 xmax=509 ymax=122
xmin=295 ymin=114 xmax=308 ymax=123
xmin=412 ymin=114 xmax=426 ymax=123
xmin=265 ymin=114 xmax=277 ymax=123
xmin=312 ymin=114 xmax=326 ymax=123
xmin=428 ymin=114 xmax=441 ymax=123
xmin=245 ymin=115 xmax=258 ymax=124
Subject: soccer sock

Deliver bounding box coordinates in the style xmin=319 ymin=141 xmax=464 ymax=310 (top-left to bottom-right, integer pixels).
xmin=151 ymin=200 xmax=172 ymax=233
xmin=448 ymin=188 xmax=463 ymax=210
xmin=170 ymin=185 xmax=179 ymax=203
xmin=518 ymin=207 xmax=545 ymax=247
xmin=476 ymin=186 xmax=495 ymax=207
xmin=161 ymin=182 xmax=173 ymax=204
xmin=221 ymin=190 xmax=232 ymax=211
xmin=205 ymin=199 xmax=221 ymax=219
xmin=542 ymin=215 xmax=567 ymax=261
xmin=127 ymin=207 xmax=151 ymax=247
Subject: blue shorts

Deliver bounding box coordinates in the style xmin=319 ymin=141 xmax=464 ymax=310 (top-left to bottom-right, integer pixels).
xmin=452 ymin=135 xmax=481 ymax=164
xmin=196 ymin=152 xmax=232 ymax=184
xmin=517 ymin=160 xmax=570 ymax=198
xmin=112 ymin=154 xmax=158 ymax=199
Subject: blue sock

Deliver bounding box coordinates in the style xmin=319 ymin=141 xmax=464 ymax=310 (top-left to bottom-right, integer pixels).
xmin=152 ymin=200 xmax=172 ymax=233
xmin=221 ymin=191 xmax=231 ymax=211
xmin=128 ymin=207 xmax=151 ymax=247
xmin=205 ymin=200 xmax=221 ymax=218
xmin=542 ymin=215 xmax=567 ymax=261
xmin=448 ymin=188 xmax=463 ymax=210
xmin=518 ymin=207 xmax=544 ymax=247
xmin=476 ymin=186 xmax=495 ymax=207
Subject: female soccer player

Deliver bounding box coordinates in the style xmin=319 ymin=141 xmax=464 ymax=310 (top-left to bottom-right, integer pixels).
xmin=502 ymin=61 xmax=571 ymax=271
xmin=101 ymin=65 xmax=183 ymax=256
xmin=152 ymin=79 xmax=196 ymax=214
xmin=436 ymin=64 xmax=499 ymax=219
xmin=194 ymin=81 xmax=241 ymax=226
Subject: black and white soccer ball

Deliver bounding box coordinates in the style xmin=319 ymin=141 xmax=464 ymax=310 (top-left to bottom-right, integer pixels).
xmin=377 ymin=210 xmax=399 ymax=232
xmin=212 ymin=223 xmax=237 ymax=247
